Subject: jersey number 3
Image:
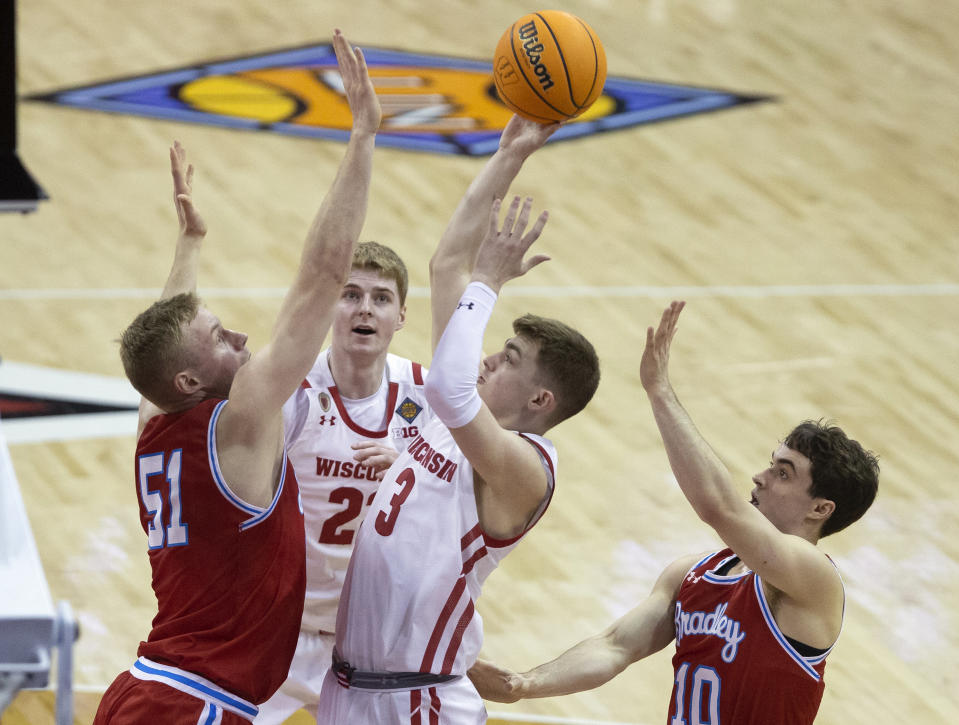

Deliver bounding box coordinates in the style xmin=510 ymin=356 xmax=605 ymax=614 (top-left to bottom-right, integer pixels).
xmin=138 ymin=451 xmax=188 ymax=549
xmin=374 ymin=467 xmax=416 ymax=536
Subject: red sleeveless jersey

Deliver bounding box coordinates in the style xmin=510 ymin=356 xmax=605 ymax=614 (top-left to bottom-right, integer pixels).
xmin=134 ymin=398 xmax=306 ymax=704
xmin=667 ymin=549 xmax=837 ymax=725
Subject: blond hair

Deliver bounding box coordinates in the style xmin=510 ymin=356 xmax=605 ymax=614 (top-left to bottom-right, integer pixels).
xmin=352 ymin=242 xmax=409 ymax=305
xmin=119 ymin=292 xmax=200 ymax=408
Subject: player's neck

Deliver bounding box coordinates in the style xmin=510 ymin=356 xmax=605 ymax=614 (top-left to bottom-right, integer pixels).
xmin=329 ymin=349 xmax=388 ymax=400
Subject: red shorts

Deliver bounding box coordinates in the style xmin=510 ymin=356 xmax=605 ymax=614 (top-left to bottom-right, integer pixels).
xmin=94 ymin=671 xmax=253 ymax=725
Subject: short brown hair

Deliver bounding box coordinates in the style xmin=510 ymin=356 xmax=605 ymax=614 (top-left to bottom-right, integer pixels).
xmin=784 ymin=420 xmax=879 ymax=537
xmin=119 ymin=292 xmax=200 ymax=408
xmin=513 ymin=313 xmax=600 ymax=426
xmin=352 ymin=242 xmax=409 ymax=305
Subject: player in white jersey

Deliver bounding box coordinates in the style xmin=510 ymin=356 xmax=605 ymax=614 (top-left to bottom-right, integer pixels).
xmin=317 ymin=115 xmax=601 ymax=724
xmin=253 ymin=242 xmax=431 ymax=724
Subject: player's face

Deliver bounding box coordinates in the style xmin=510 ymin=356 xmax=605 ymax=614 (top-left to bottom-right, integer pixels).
xmin=478 ymin=335 xmax=542 ymax=425
xmin=331 ymin=269 xmax=406 ymax=361
xmin=180 ymin=307 xmax=251 ymax=398
xmin=749 ymin=443 xmax=817 ymax=533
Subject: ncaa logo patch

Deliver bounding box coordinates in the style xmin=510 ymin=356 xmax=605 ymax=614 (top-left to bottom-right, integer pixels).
xmin=27 ymin=42 xmax=768 ymax=156
xmin=395 ymin=397 xmax=423 ymax=423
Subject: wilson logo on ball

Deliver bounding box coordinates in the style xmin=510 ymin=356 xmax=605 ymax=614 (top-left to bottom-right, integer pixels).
xmin=493 ymin=10 xmax=607 ymax=123
xmin=517 ymin=20 xmax=555 ymax=91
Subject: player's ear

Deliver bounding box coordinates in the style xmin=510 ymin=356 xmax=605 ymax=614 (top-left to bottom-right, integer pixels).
xmin=529 ymin=388 xmax=555 ymax=416
xmin=810 ymin=498 xmax=836 ymax=522
xmin=173 ymin=370 xmax=202 ymax=395
xmin=395 ymin=304 xmax=407 ymax=331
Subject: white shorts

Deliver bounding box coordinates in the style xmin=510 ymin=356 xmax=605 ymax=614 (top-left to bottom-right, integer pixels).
xmin=316 ymin=668 xmax=486 ymax=724
xmin=254 ymin=630 xmax=335 ymax=724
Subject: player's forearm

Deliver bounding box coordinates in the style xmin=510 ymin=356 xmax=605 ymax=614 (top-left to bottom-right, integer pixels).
xmin=646 ymin=385 xmax=741 ymax=523
xmin=431 ymin=146 xmax=527 ymax=276
xmin=424 ymin=282 xmax=492 ymax=428
xmin=160 ymin=233 xmax=203 ymax=299
xmin=268 ymin=130 xmax=376 ymax=397
xmin=516 ymin=636 xmax=632 ymax=699
xmin=299 ymin=130 xmax=376 ymax=284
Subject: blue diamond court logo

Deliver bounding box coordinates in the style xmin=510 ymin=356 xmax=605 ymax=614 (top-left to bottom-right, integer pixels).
xmin=28 ymin=43 xmax=768 ymax=156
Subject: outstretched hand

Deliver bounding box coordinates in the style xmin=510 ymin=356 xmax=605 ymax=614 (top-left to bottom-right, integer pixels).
xmin=170 ymin=140 xmax=206 ymax=239
xmin=470 ymin=196 xmax=550 ymax=293
xmin=498 ymin=114 xmax=561 ymax=159
xmin=332 ymin=29 xmax=382 ymax=136
xmin=640 ymin=300 xmax=686 ymax=394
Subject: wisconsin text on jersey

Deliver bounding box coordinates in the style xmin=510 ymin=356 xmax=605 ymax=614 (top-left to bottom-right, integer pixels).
xmin=27 ymin=43 xmax=769 ymax=155
xmin=406 ymin=431 xmax=458 ymax=482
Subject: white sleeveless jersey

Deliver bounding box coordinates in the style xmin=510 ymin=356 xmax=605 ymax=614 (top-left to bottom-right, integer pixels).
xmin=282 ymin=349 xmax=430 ymax=632
xmin=334 ymin=413 xmax=557 ymax=676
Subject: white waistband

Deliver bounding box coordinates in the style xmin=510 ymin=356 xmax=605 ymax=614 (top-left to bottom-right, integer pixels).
xmin=129 ymin=656 xmax=258 ymax=721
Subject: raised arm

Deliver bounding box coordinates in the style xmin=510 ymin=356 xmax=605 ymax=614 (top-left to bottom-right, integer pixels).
xmin=429 ymin=116 xmax=557 ymax=352
xmin=639 ymin=302 xmax=841 ymax=605
xmin=216 ymin=30 xmax=380 ymax=499
xmin=137 ymin=141 xmax=210 ymax=433
xmin=469 ymin=554 xmax=698 ymax=702
xmin=160 ymin=141 xmax=207 ymax=300
xmin=425 ymin=197 xmax=551 ymax=539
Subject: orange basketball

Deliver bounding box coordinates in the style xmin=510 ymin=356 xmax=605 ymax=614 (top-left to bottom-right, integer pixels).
xmin=493 ymin=10 xmax=607 ymax=123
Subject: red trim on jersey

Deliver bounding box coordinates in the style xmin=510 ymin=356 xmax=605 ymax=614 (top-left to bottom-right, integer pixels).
xmin=482 ymin=434 xmax=556 ymax=548
xmin=428 ymin=687 xmax=441 ymax=724
xmin=441 ymin=599 xmax=474 ymax=674
xmin=328 ymin=382 xmax=399 ymax=438
xmin=420 ymin=577 xmax=467 ymax=671
xmin=460 ymin=525 xmax=488 ymax=574
xmin=409 ymin=689 xmax=421 ymax=724
xmin=460 ymin=525 xmax=482 ymax=549
xmin=520 ymin=433 xmax=555 ymax=480
xmin=299 ymin=378 xmax=311 ymax=390
xmin=461 ymin=546 xmax=488 ymax=576
xmin=412 ymin=362 xmax=424 ymax=386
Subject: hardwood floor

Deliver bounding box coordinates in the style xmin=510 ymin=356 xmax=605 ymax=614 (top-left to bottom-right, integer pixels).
xmin=2 ymin=1 xmax=957 ymax=723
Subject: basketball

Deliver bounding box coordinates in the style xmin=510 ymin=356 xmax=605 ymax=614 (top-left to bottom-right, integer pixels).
xmin=493 ymin=10 xmax=607 ymax=123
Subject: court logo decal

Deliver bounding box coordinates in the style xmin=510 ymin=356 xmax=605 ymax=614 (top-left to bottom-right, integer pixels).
xmin=0 ymin=361 xmax=139 ymax=444
xmin=27 ymin=43 xmax=768 ymax=155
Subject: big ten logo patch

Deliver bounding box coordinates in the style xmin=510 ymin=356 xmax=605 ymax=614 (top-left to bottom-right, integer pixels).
xmin=28 ymin=45 xmax=767 ymax=156
xmin=392 ymin=425 xmax=419 ymax=440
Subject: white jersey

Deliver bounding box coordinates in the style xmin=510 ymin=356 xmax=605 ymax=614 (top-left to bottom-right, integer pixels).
xmin=333 ymin=413 xmax=557 ymax=676
xmin=282 ymin=349 xmax=430 ymax=633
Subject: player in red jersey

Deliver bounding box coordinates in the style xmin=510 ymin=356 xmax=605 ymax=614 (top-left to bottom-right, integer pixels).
xmin=94 ymin=30 xmax=381 ymax=725
xmin=470 ymin=301 xmax=880 ymax=725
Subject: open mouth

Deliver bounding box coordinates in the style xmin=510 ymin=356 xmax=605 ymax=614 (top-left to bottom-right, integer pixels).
xmin=352 ymin=327 xmax=375 ymax=336
xmin=749 ymin=493 xmax=759 ymax=507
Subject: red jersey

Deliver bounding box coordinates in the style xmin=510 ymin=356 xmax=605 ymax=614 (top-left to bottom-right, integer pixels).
xmin=134 ymin=398 xmax=306 ymax=705
xmin=667 ymin=549 xmax=838 ymax=725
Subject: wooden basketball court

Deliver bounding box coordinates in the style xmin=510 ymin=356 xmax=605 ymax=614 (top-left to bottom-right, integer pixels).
xmin=2 ymin=0 xmax=957 ymax=723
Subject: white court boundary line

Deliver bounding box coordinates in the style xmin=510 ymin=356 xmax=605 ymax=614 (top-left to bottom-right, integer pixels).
xmin=0 ymin=283 xmax=957 ymax=302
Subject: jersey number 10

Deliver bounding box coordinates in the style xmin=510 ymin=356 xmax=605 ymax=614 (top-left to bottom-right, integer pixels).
xmin=671 ymin=661 xmax=721 ymax=725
